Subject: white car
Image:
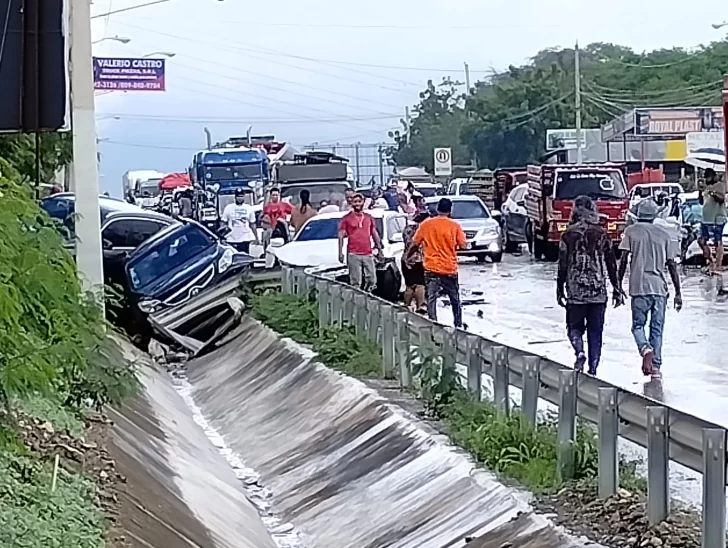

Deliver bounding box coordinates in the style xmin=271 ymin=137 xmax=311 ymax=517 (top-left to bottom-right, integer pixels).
xmin=271 ymin=208 xmax=408 ymax=301
xmin=501 ymin=183 xmax=530 ymax=253
xmin=423 ymin=195 xmax=503 ymax=263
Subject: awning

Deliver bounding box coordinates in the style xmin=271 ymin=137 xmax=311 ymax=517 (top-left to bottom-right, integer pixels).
xmin=159 ymin=172 xmax=191 ymax=190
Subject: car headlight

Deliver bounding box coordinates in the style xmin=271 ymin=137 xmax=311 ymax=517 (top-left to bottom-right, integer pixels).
xmin=218 ymin=247 xmax=234 ymax=273
xmin=138 ymin=299 xmax=161 ymax=314
xmin=484 ymin=225 xmax=500 ymax=236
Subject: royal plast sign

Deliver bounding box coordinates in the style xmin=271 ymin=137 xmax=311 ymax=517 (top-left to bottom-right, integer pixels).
xmin=635 ymin=107 xmax=723 ymax=135
xmin=93 ymin=57 xmax=166 ymax=91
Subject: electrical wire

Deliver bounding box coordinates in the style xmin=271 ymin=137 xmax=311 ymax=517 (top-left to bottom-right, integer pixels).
xmin=97 ymin=113 xmax=402 ymax=124
xmin=584 ymin=79 xmax=723 ymax=98
xmin=596 ymin=55 xmax=695 ymax=69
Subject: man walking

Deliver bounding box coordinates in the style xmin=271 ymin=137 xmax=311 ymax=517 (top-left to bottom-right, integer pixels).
xmin=221 ymin=188 xmax=257 ymax=253
xmin=338 ymin=193 xmax=382 ymax=292
xmin=698 ymin=168 xmax=726 ymax=275
xmin=618 ymin=199 xmax=682 ymax=378
xmin=557 ymin=196 xmax=622 ymax=375
xmin=413 ymin=198 xmax=466 ymax=328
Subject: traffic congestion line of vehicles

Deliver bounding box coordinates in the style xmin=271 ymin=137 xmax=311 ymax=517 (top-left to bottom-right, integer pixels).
xmin=44 ymin=138 xmax=722 ymax=345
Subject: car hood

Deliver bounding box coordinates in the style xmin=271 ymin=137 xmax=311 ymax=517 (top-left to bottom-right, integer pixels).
xmin=273 ymin=240 xmax=343 ymax=268
xmin=455 ymin=218 xmax=499 ymax=231
xmin=130 ymin=244 xmax=222 ymax=304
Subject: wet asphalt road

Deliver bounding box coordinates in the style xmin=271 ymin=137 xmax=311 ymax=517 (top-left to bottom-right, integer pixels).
xmin=432 ymin=252 xmax=728 ymax=426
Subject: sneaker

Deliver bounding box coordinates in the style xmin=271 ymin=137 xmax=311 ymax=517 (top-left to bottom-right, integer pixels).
xmin=574 ymin=352 xmax=586 ymax=373
xmin=587 ymin=366 xmax=598 ymax=376
xmin=641 ymin=347 xmax=654 ymax=376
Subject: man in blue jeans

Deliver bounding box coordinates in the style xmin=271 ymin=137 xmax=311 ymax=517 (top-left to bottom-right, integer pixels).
xmin=618 ymin=199 xmax=682 ymax=378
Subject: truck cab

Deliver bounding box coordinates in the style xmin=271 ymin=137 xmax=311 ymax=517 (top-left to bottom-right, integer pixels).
xmin=526 ymin=163 xmax=629 ymax=261
xmin=271 ymin=151 xmax=351 ymax=208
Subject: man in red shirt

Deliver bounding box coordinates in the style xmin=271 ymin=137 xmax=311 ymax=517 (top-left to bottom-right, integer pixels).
xmin=338 ymin=193 xmax=382 ymax=292
xmin=262 ymin=188 xmax=293 ymax=248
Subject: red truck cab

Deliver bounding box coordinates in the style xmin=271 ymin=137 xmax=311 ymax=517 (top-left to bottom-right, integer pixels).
xmin=526 ymin=163 xmax=630 ymax=260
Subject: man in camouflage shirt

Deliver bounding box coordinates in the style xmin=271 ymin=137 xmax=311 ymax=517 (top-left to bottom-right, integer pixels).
xmin=557 ymin=196 xmax=623 ymax=375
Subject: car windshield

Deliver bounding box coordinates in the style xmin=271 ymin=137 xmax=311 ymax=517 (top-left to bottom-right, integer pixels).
xmin=204 ymin=164 xmax=263 ymax=180
xmin=681 ymin=200 xmax=703 ymax=224
xmin=127 ymin=224 xmax=215 ymax=290
xmin=415 ymin=186 xmax=440 ymax=197
xmin=426 ymin=200 xmax=489 ymax=219
xmin=280 ymin=183 xmax=350 ymax=207
xmin=139 ymin=179 xmax=162 ymax=197
xmin=554 ymin=170 xmax=627 ymax=201
xmin=295 ymin=216 xmax=384 ymax=242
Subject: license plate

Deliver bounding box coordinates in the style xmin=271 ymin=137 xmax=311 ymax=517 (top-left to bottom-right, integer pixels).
xmin=466 ymin=242 xmax=472 ymax=250
xmin=608 ymin=223 xmax=616 ymax=231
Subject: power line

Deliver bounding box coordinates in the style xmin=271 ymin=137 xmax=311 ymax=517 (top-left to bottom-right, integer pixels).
xmin=598 ymin=55 xmax=695 ymax=69
xmin=97 ymin=113 xmax=402 ymax=123
xmin=585 ymin=79 xmax=722 ymax=98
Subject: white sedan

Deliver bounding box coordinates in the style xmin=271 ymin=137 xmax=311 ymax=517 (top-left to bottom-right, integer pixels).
xmin=271 ymin=208 xmax=408 ymax=301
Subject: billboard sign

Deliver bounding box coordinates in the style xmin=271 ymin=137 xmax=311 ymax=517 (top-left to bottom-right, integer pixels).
xmin=600 ymin=111 xmax=635 ymax=142
xmin=635 ymin=107 xmax=723 ymax=135
xmin=0 ymin=0 xmax=70 ymax=132
xmin=93 ymin=57 xmax=166 ymax=91
xmin=686 ymin=132 xmax=724 ymax=155
xmin=546 ymin=129 xmax=578 ymax=150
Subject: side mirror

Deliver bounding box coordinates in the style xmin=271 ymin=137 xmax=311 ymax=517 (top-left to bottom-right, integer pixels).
xmin=390 ymin=232 xmax=403 ymax=243
xmin=216 ymin=225 xmax=231 ymax=239
xmin=516 ymin=199 xmax=525 ymax=207
xmin=269 ymin=237 xmax=285 ymax=248
xmin=102 ymin=238 xmax=113 ymax=250
xmin=491 ymin=210 xmax=502 ymax=218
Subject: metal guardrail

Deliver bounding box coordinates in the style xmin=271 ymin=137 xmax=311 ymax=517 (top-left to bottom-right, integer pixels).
xmin=279 ymin=265 xmax=728 ymax=548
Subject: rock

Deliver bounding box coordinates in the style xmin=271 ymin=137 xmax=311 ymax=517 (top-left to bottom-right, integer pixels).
xmin=618 ymin=488 xmax=633 ymax=499
xmin=650 ymin=537 xmax=663 ymax=547
xmin=39 ymin=421 xmax=54 ymax=434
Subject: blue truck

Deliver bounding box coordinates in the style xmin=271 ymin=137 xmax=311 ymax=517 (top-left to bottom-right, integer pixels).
xmin=189 ymin=146 xmax=270 ymax=231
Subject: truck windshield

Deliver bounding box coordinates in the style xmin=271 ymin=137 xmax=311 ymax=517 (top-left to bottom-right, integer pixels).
xmin=295 ymin=217 xmax=384 ymax=242
xmin=204 ymin=164 xmax=263 ymax=180
xmin=554 ymin=170 xmax=627 ymax=201
xmin=139 ymin=179 xmax=161 ymax=197
xmin=280 ymin=183 xmax=349 ymax=207
xmin=203 ymin=150 xmax=262 ymax=164
xmin=128 ymin=224 xmax=215 ymax=290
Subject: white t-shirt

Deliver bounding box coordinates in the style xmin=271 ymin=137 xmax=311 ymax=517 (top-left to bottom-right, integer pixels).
xmin=221 ymin=203 xmax=256 ymax=243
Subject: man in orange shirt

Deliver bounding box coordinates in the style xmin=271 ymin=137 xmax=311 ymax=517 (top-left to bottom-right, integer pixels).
xmin=413 ymin=198 xmax=467 ymax=328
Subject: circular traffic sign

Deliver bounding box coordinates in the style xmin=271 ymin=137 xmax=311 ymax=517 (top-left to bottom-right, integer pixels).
xmin=436 ymin=149 xmax=450 ymax=163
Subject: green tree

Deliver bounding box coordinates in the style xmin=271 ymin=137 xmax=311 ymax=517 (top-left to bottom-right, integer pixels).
xmin=395 ymin=39 xmax=728 ymax=170
xmin=0 ymin=133 xmax=72 ymax=186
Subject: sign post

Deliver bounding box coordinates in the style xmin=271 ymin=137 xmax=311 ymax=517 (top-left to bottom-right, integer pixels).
xmin=433 ymin=147 xmax=452 ymax=177
xmin=723 ymin=75 xmax=728 ymax=164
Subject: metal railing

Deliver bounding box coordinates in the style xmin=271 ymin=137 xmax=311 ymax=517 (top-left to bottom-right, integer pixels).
xmin=280 ymin=265 xmax=728 ymax=548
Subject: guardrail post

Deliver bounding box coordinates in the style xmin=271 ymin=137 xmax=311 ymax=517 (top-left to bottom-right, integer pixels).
xmin=381 ymin=304 xmax=396 ymax=379
xmin=281 ymin=266 xmax=292 ymax=294
xmin=702 ymin=428 xmax=726 ymax=548
xmin=557 ymin=369 xmax=578 ymax=481
xmin=416 ymin=325 xmax=434 ymax=376
xmin=466 ymin=336 xmax=482 ymax=401
xmin=329 ymin=284 xmax=342 ymax=328
xmin=492 ymin=346 xmax=509 ymax=414
xmin=367 ymin=300 xmax=380 ymax=344
xmin=294 ymin=269 xmax=307 ymax=298
xmin=396 ymin=311 xmax=411 ymax=388
xmin=316 ymin=280 xmax=330 ymax=334
xmin=646 ymin=406 xmax=670 ymax=525
xmin=443 ymin=329 xmax=457 ymax=373
xmin=597 ymin=387 xmax=619 ymax=498
xmin=342 ymin=287 xmax=355 ymax=326
xmin=521 ymin=356 xmax=540 ymax=424
xmin=354 ymin=293 xmax=367 ymax=336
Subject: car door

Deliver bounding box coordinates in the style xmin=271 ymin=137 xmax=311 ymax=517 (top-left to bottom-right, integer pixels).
xmin=101 ymin=218 xmax=170 ymax=287
xmin=385 ymin=214 xmax=407 ymax=261
xmin=503 ymin=186 xmax=526 ymax=229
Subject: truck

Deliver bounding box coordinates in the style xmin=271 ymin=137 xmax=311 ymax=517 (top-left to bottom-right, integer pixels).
xmin=122 ymin=170 xmax=166 ymax=207
xmin=271 ymin=151 xmax=351 ymax=207
xmin=188 ymin=145 xmax=270 ymax=230
xmin=525 ymin=163 xmax=630 ymax=261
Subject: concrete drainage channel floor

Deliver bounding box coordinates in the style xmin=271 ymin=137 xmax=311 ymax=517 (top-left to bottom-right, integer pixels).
xmin=170 ymin=315 xmax=602 ymax=548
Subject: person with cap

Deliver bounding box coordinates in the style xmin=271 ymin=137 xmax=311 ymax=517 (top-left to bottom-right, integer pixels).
xmin=413 ymin=197 xmax=467 ymax=328
xmin=557 ymin=195 xmax=622 ymax=376
xmin=618 ymin=198 xmax=682 ymax=378
xmin=698 ymin=168 xmax=726 ymax=275
xmin=221 ymin=188 xmax=257 ymax=254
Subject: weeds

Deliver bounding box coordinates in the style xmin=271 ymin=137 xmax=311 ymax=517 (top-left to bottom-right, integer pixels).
xmin=250 ymin=291 xmax=382 ymax=377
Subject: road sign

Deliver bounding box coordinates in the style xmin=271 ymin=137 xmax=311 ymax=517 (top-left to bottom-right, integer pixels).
xmin=433 ymin=147 xmax=452 ymax=176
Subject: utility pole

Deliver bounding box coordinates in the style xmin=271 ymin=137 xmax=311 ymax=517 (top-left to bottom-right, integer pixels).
xmin=574 ymin=42 xmax=583 ymax=165
xmin=405 ymin=106 xmax=411 ymax=144
xmin=70 ymin=0 xmax=105 ymax=300
xmin=464 ymin=61 xmax=477 ymax=169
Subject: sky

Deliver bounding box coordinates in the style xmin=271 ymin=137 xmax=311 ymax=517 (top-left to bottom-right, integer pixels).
xmin=91 ymin=0 xmax=728 ymax=195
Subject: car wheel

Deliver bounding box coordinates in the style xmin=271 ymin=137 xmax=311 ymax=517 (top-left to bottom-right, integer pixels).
xmin=490 ymin=252 xmax=503 ymax=263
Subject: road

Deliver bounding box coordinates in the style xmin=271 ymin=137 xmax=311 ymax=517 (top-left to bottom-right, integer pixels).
xmin=432 ymin=253 xmax=728 ymax=427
